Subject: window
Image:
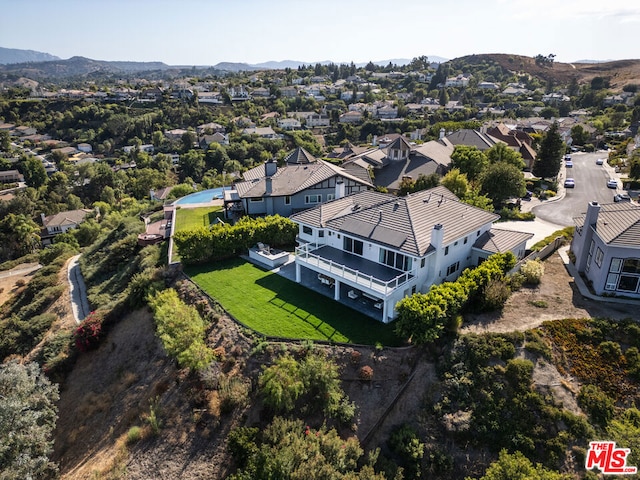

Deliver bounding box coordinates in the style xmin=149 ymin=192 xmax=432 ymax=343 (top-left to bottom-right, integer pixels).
xmin=454 ymin=241 xmax=458 ymax=246
xmin=421 ymin=258 xmax=426 ymax=268
xmin=605 ymin=273 xmax=619 ymax=291
xmin=464 ymin=237 xmax=468 ymax=244
xmin=595 ymin=247 xmax=604 ymax=268
xmin=622 ymin=258 xmax=640 ymax=274
xmin=618 ymin=275 xmax=639 ymax=292
xmin=610 ymin=258 xmax=623 ymax=273
xmin=343 ymin=236 xmax=363 ymax=256
xmin=284 ymin=196 xmax=291 ymax=205
xmin=446 ymin=261 xmax=460 ymax=276
xmin=305 ymin=194 xmax=322 ymax=204
xmin=379 ymin=248 xmax=412 ymax=271
xmin=326 ymin=194 xmax=334 ymax=201
xmin=318 ymin=230 xmax=324 ymax=238
xmin=477 ymin=230 xmax=480 ymax=237
xmin=302 ymin=226 xmax=312 ymax=235
xmin=250 ymin=197 xmax=263 ymax=203
xmin=444 ymin=246 xmax=449 ymax=255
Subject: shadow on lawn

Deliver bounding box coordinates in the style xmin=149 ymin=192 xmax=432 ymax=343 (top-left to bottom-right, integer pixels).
xmin=268 ymin=296 xmax=341 ymax=341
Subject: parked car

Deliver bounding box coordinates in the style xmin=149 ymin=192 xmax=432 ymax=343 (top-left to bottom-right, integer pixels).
xmin=564 ymin=154 xmax=572 ymax=161
xmin=607 ymin=179 xmax=618 ymax=189
xmin=613 ymin=193 xmax=631 ymax=202
xmin=564 ymin=178 xmax=575 ymax=188
xmin=565 ymin=160 xmax=573 ymax=168
xmin=596 ymin=158 xmax=604 ymax=165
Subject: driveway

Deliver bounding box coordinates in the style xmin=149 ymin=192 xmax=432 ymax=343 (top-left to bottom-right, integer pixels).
xmin=67 ymin=254 xmax=91 ymax=323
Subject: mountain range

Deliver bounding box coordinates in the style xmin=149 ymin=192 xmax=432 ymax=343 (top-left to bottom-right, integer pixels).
xmin=0 ymin=47 xmax=448 ymax=74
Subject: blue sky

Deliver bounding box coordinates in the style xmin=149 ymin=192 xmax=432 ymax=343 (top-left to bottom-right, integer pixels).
xmin=1 ymin=0 xmax=638 ymax=65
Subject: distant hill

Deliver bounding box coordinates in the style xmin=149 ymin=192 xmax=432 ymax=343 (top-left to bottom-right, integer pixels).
xmin=0 ymin=47 xmax=60 ymax=64
xmin=450 ymin=53 xmax=640 ymax=91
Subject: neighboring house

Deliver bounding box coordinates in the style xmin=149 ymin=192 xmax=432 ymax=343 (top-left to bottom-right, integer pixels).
xmin=339 ymin=111 xmax=363 ymax=124
xmin=164 ymin=129 xmax=189 ymax=141
xmin=77 ymin=143 xmax=92 ymax=153
xmin=13 ymin=125 xmax=37 ymax=136
xmin=225 ymin=147 xmax=372 ymax=218
xmin=280 ymin=86 xmax=298 ymax=98
xmin=40 ymin=209 xmax=93 ymax=245
xmin=345 ymin=136 xmax=454 ymax=192
xmin=123 ymin=144 xmax=154 ymax=154
xmin=486 ymin=123 xmax=537 ymax=170
xmin=241 ymin=126 xmax=279 ymax=139
xmin=0 ymin=170 xmax=23 ymax=183
xmin=290 ymin=186 xmax=532 ymax=322
xmin=306 ymin=113 xmax=331 ymax=128
xmin=196 ymin=122 xmax=225 ymax=135
xmin=199 ymin=132 xmax=229 ymax=147
xmin=571 ymin=201 xmax=640 ymax=299
xmin=277 ymin=117 xmax=302 ymax=130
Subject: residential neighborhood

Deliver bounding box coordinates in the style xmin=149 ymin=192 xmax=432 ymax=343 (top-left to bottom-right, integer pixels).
xmin=2 ymin=45 xmax=640 ymax=480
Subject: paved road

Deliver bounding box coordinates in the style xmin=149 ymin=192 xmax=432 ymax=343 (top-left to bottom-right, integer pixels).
xmin=533 ymin=151 xmax=623 ymax=226
xmin=67 ymin=254 xmax=91 ymax=323
xmin=0 ymin=263 xmax=41 ymax=279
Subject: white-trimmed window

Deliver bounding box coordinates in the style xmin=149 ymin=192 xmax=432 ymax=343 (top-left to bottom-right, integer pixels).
xmin=305 ymin=194 xmax=322 ymax=204
xmin=446 ymin=261 xmax=460 ymax=276
xmin=302 ymin=226 xmax=312 ymax=235
xmin=595 ymin=247 xmax=604 ymax=268
xmin=250 ymin=197 xmax=263 ymax=203
xmin=326 ymin=194 xmax=334 ymax=201
xmin=284 ymin=196 xmax=291 ymax=205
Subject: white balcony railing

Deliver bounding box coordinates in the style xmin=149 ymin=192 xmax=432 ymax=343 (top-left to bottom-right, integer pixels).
xmin=295 ymin=243 xmax=414 ymax=296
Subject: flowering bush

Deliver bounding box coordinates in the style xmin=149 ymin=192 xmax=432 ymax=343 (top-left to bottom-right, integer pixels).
xmin=358 ymin=365 xmax=373 ymax=381
xmin=74 ymin=310 xmax=105 ymax=352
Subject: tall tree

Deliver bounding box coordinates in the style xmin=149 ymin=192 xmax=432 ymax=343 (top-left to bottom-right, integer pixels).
xmin=480 ymin=162 xmax=526 ymax=208
xmin=0 ymin=361 xmax=60 ymax=480
xmin=20 ymin=156 xmax=48 ymax=188
xmin=440 ymin=168 xmax=469 ymax=198
xmin=486 ymin=143 xmax=525 ymax=170
xmin=450 ymin=145 xmax=489 ymax=181
xmin=532 ymin=122 xmax=564 ymax=179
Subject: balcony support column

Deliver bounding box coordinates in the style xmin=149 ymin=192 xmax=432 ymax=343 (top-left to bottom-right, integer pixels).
xmin=334 ymin=280 xmax=340 ymax=300
xmin=295 ymin=263 xmax=301 ymax=283
xmin=382 ymin=300 xmax=388 ymax=324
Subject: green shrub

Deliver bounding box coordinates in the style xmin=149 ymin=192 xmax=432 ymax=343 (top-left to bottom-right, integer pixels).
xmin=389 ymin=424 xmax=425 ymax=478
xmin=126 ymin=426 xmax=142 ymax=444
xmin=479 ymin=278 xmax=511 ymax=311
xmin=578 ymin=384 xmax=615 ymax=427
xmin=148 ymin=288 xmax=214 ymax=371
xmin=218 ymin=374 xmax=250 ymax=414
xmin=520 ymin=259 xmax=544 ymax=284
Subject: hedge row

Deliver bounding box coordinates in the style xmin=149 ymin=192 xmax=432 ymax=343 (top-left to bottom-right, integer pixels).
xmin=173 ymin=215 xmax=297 ymax=264
xmin=395 ymin=252 xmax=516 ymax=344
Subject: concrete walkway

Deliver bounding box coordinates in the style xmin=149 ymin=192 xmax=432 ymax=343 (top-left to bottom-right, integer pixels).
xmin=67 ymin=254 xmax=91 ymax=323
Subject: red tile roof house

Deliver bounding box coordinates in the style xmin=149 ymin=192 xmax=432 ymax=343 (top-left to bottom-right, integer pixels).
xmin=40 ymin=209 xmax=93 ymax=245
xmin=290 ymin=186 xmax=532 ymax=322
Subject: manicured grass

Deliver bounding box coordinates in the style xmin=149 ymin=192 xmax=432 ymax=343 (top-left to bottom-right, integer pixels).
xmin=186 ymin=258 xmax=404 ymax=346
xmin=174 ymin=206 xmax=224 ymax=232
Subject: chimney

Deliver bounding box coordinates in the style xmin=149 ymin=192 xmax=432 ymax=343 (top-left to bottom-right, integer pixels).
xmin=265 ymin=177 xmax=272 ymax=195
xmin=439 ymin=128 xmax=445 ymax=140
xmin=40 ymin=212 xmax=46 ymax=226
xmin=265 ymin=159 xmax=277 ymax=177
xmin=431 ymin=224 xmax=444 ymax=251
xmin=335 ymin=180 xmax=345 ymax=199
xmin=585 ymin=201 xmax=601 ymax=227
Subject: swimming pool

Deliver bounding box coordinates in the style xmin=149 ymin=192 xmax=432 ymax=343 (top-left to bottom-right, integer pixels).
xmin=174 ymin=187 xmax=228 ymax=205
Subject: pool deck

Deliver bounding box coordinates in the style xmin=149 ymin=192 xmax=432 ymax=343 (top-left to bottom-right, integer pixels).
xmin=174 ymin=199 xmax=224 ymax=209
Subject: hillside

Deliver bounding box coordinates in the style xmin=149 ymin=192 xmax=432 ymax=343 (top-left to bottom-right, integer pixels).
xmin=0 ymin=46 xmax=60 ymax=64
xmin=453 ymin=53 xmax=640 ymax=91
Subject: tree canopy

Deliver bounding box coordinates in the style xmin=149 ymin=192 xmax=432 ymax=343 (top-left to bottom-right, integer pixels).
xmin=0 ymin=361 xmax=60 ymax=480
xmin=480 ymin=162 xmax=526 ymax=207
xmin=532 ymin=122 xmax=564 ymax=179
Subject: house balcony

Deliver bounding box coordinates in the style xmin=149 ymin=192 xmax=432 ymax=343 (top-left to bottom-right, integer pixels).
xmin=295 ymin=243 xmax=415 ymax=297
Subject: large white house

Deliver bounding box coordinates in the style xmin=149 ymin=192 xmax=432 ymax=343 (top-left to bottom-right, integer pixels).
xmin=571 ymin=201 xmax=640 ymax=299
xmin=290 ymin=186 xmax=532 ymax=322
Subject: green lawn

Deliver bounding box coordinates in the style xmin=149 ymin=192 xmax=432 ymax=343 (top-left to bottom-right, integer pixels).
xmin=174 ymin=206 xmax=224 ymax=232
xmin=186 ymin=258 xmax=403 ymax=346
